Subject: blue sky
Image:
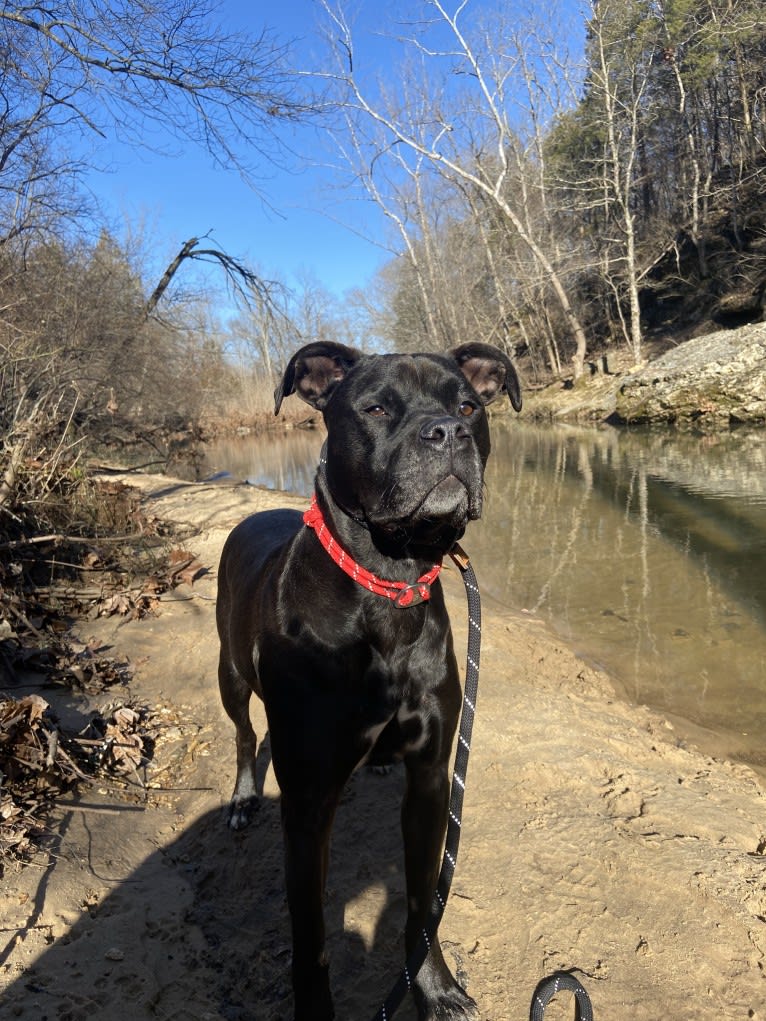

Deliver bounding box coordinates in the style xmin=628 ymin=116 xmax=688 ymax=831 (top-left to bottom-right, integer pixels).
xmin=83 ymin=1 xmax=395 ymax=303
xmin=81 ymin=1 xmax=585 ymax=309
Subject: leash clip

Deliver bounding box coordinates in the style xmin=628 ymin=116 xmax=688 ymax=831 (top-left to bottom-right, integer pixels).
xmin=449 ymin=542 xmax=471 ymax=572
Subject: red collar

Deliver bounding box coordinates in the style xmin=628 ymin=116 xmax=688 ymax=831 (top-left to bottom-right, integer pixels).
xmin=303 ymin=495 xmax=442 ymax=607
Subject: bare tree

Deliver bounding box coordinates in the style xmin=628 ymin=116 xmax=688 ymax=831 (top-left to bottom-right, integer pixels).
xmin=586 ymin=0 xmax=657 ymax=364
xmin=0 ymin=0 xmax=321 ymax=515
xmin=0 ymin=0 xmax=311 ymax=243
xmin=320 ymin=0 xmax=591 ymax=376
xmin=329 ymin=101 xmax=446 ymax=347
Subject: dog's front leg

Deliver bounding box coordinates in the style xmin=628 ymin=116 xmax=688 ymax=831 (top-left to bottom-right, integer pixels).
xmin=402 ymin=757 xmax=477 ymax=1021
xmin=281 ymin=788 xmax=339 ymax=1021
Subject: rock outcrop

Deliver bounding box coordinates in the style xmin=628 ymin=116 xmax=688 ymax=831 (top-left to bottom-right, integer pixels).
xmin=613 ymin=323 xmax=766 ymax=425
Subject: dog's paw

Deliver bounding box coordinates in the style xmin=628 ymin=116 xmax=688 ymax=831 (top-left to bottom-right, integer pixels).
xmin=227 ymin=794 xmax=259 ymax=831
xmin=416 ymin=985 xmax=478 ymax=1021
xmin=368 ymin=762 xmax=394 ymax=776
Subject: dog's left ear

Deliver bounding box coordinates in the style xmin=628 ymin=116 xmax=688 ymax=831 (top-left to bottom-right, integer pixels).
xmin=450 ymin=342 xmax=522 ymax=412
xmin=274 ymin=341 xmax=363 ymax=414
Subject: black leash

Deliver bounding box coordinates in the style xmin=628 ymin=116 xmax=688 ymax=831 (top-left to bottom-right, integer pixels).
xmin=371 ymin=545 xmax=594 ymax=1021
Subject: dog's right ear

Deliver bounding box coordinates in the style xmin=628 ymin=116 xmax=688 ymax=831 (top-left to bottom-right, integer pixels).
xmin=274 ymin=342 xmax=363 ymax=414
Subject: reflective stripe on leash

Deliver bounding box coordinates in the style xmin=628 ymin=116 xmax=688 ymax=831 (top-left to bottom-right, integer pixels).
xmin=530 ymin=971 xmax=594 ymax=1021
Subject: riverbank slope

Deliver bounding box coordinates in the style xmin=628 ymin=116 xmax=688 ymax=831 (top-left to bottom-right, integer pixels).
xmin=1 ymin=475 xmax=764 ymax=1020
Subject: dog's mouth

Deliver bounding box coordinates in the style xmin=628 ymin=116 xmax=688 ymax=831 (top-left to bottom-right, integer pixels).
xmin=370 ymin=475 xmax=481 ymax=536
xmin=416 ymin=474 xmax=474 ymax=519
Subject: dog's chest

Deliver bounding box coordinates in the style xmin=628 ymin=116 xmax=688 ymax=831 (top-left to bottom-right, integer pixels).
xmin=358 ymin=641 xmax=441 ymax=759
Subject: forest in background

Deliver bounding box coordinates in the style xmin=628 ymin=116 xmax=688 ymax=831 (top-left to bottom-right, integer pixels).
xmin=2 ymin=0 xmax=766 ymax=535
xmin=322 ymin=0 xmax=766 ymax=379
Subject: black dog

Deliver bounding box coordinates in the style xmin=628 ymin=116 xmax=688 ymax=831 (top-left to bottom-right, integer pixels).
xmin=216 ymin=341 xmax=521 ymax=1020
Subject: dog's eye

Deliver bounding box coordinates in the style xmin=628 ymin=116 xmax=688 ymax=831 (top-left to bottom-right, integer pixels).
xmin=365 ymin=405 xmax=388 ymax=418
xmin=458 ymin=401 xmax=477 ymax=417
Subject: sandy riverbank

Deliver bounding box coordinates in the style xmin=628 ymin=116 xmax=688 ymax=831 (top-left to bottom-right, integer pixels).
xmin=1 ymin=475 xmax=764 ymax=1020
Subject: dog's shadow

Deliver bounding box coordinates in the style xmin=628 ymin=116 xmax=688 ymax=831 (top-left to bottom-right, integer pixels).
xmin=191 ymin=736 xmax=424 ymax=1020
xmin=3 ymin=735 xmax=431 ymax=1021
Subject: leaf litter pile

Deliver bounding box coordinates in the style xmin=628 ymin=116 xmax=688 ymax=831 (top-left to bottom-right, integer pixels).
xmin=0 ymin=477 xmax=208 ymax=874
xmin=0 ymin=695 xmax=147 ymax=866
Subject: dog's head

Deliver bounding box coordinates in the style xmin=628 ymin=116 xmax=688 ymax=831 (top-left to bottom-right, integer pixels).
xmin=275 ymin=342 xmax=521 ymax=547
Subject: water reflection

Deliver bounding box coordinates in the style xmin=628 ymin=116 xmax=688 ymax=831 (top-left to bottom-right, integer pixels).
xmin=202 ymin=429 xmax=324 ymax=496
xmin=472 ymin=423 xmax=766 ymax=768
xmin=201 ymin=423 xmax=766 ymax=771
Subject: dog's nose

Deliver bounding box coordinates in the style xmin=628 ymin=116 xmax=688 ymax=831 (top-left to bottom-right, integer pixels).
xmin=419 ymin=415 xmax=470 ymax=449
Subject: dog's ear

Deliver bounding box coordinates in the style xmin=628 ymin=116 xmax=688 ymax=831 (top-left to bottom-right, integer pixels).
xmin=274 ymin=342 xmax=363 ymax=414
xmin=449 ymin=342 xmax=522 ymax=412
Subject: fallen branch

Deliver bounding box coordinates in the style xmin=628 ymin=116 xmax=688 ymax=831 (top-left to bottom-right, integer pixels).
xmin=0 ymin=532 xmax=149 ymax=551
xmin=4 ymin=600 xmax=47 ymax=640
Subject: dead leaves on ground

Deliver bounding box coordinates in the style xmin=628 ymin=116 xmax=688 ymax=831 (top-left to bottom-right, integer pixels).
xmin=0 ymin=477 xmax=212 ymax=871
xmin=0 ymin=693 xmax=152 ymax=873
xmin=87 ymin=704 xmax=146 ymax=775
xmin=87 ymin=547 xmax=206 ymax=620
xmin=1 ymin=545 xmax=207 ymax=624
xmin=0 ymin=543 xmax=207 ymax=695
xmin=53 ymin=638 xmax=134 ymax=693
xmin=4 ymin=637 xmax=133 ymax=696
xmin=1 ymin=477 xmax=207 ymax=626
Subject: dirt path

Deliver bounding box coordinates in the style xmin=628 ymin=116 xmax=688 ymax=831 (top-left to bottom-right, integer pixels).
xmin=1 ymin=476 xmax=764 ymax=1020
